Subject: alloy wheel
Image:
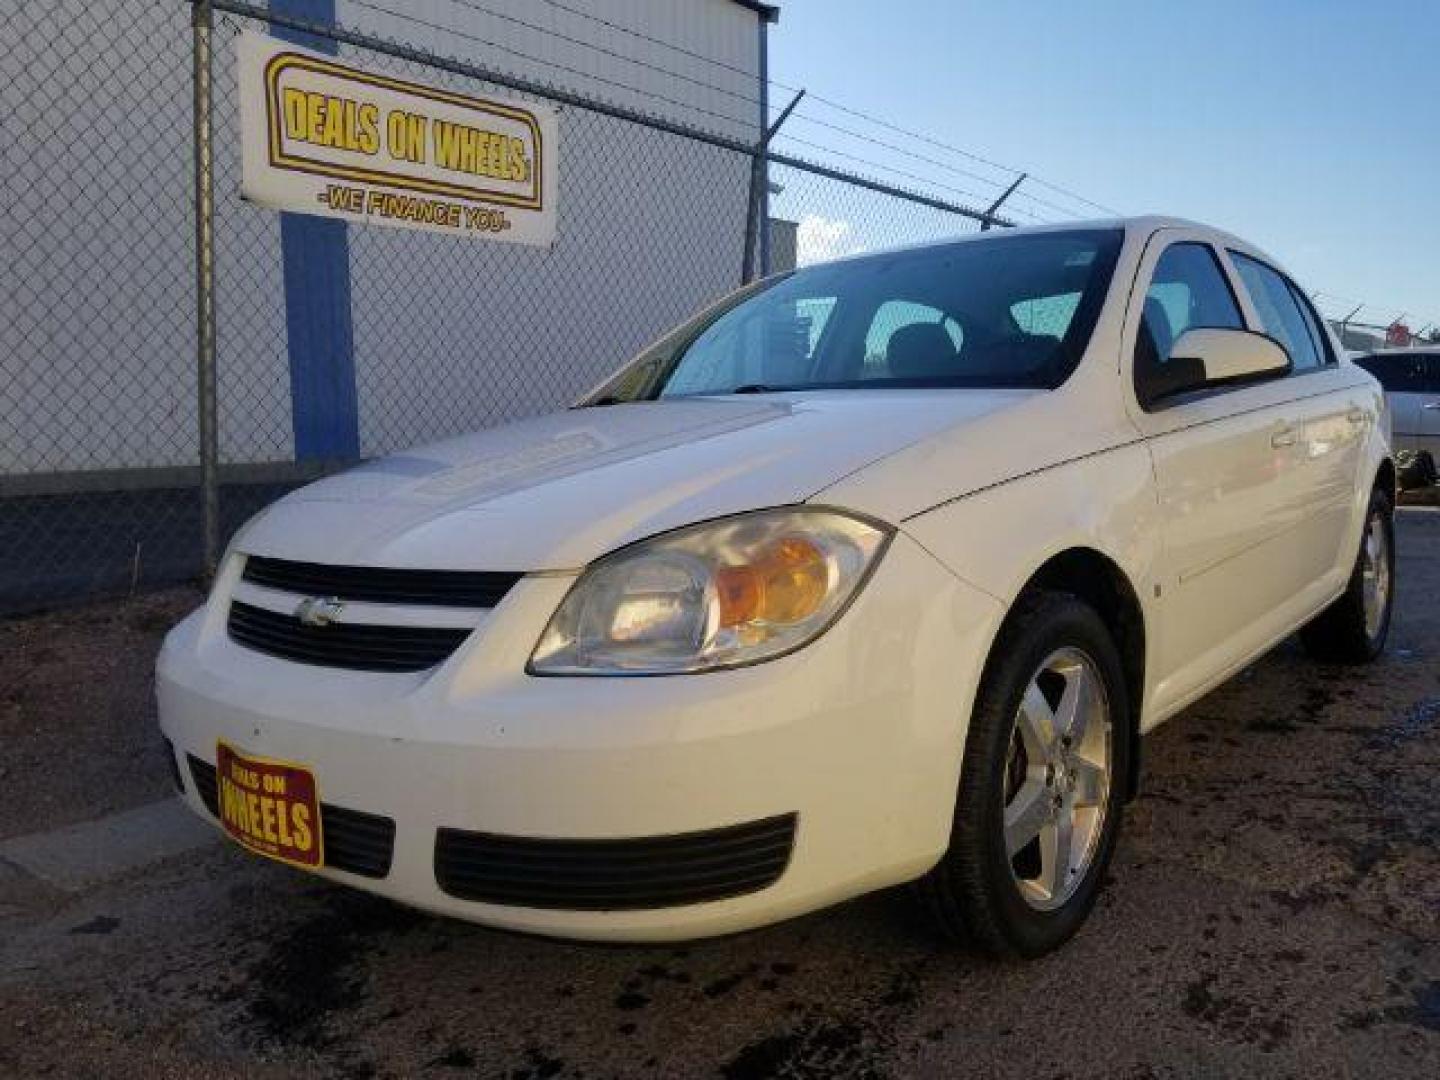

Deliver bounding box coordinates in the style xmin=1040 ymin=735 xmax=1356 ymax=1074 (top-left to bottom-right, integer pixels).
xmin=1001 ymin=647 xmax=1112 ymax=911
xmin=1361 ymin=511 xmax=1391 ymax=640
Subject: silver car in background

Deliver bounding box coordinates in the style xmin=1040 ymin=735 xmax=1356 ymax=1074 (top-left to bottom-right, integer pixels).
xmin=1353 ymin=348 xmax=1440 ymax=488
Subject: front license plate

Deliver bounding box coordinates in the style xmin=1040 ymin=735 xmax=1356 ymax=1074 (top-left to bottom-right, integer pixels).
xmin=215 ymin=741 xmax=324 ymax=869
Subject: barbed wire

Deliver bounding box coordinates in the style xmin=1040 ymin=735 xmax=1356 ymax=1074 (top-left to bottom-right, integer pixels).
xmin=441 ymin=0 xmax=767 ymax=114
xmin=771 ymin=133 xmax=1047 ymax=221
xmin=1312 ymin=291 xmax=1437 ymax=332
xmin=344 ymin=0 xmax=762 ymax=134
xmin=447 ymin=0 xmax=1119 ymax=220
xmin=784 ymin=111 xmax=1068 ymax=215
xmin=347 ymin=0 xmax=1066 ymax=224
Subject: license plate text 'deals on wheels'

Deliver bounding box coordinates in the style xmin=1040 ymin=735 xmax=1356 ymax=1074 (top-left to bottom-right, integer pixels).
xmin=215 ymin=741 xmax=324 ymax=868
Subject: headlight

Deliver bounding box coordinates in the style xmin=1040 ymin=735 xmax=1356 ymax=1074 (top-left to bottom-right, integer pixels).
xmin=528 ymin=508 xmax=892 ymax=675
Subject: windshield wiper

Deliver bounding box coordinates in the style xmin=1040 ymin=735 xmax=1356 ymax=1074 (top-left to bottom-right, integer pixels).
xmin=574 ymin=395 xmax=626 ymax=408
xmin=728 ymin=383 xmax=782 ymax=394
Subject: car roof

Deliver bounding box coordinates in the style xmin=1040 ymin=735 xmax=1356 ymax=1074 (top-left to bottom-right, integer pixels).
xmin=812 ymin=215 xmax=1275 ymax=272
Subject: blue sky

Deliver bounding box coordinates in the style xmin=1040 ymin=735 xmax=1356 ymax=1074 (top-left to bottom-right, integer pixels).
xmin=768 ymin=0 xmax=1438 ymax=331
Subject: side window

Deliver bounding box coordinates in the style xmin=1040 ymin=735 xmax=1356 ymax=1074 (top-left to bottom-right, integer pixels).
xmin=1229 ymin=252 xmax=1322 ymax=372
xmin=1136 ymin=242 xmax=1243 ymax=368
xmin=1420 ymin=354 xmax=1440 ymax=394
xmin=1354 ymin=356 xmax=1410 ymax=391
xmin=1357 ymin=353 xmax=1440 ymax=393
xmin=863 ymin=300 xmax=963 ymax=379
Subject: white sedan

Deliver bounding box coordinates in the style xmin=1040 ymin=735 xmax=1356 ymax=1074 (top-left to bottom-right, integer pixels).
xmin=158 ymin=216 xmax=1395 ymax=957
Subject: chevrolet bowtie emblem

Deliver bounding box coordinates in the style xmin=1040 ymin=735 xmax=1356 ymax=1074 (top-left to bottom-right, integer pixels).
xmin=294 ymin=596 xmax=345 ymax=628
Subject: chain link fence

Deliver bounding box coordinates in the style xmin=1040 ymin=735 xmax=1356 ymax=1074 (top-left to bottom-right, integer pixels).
xmin=2 ymin=0 xmax=1002 ymax=613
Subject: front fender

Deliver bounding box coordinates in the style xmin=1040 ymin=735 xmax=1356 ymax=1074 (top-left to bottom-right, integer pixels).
xmin=898 ymin=443 xmax=1163 ymax=716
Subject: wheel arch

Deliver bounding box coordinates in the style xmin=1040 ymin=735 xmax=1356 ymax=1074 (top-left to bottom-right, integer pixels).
xmin=1375 ymin=456 xmax=1396 ymax=503
xmin=1012 ymin=547 xmax=1147 ymax=801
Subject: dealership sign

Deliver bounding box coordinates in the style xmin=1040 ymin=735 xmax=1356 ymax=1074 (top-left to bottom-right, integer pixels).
xmin=237 ymin=32 xmax=557 ymax=245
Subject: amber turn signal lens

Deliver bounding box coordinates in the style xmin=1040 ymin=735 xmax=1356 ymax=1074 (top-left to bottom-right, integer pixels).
xmin=715 ymin=536 xmax=830 ymax=628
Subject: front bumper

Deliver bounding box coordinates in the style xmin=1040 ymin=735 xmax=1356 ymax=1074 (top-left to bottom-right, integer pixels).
xmin=157 ymin=532 xmax=1002 ymax=941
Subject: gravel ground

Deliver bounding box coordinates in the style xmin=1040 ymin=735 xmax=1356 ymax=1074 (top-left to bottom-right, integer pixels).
xmin=1 ymin=512 xmax=1437 ymax=1078
xmin=0 ymin=586 xmax=202 ymax=839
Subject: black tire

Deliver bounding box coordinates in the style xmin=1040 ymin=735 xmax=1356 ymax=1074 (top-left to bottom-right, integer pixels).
xmin=917 ymin=591 xmax=1130 ymax=958
xmin=1299 ymin=487 xmax=1395 ymax=664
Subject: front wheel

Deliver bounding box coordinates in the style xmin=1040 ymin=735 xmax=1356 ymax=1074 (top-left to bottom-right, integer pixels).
xmin=1299 ymin=487 xmax=1395 ymax=664
xmin=917 ymin=592 xmax=1129 ymax=957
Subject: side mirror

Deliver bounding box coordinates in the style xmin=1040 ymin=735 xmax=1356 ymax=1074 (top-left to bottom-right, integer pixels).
xmin=1139 ymin=328 xmax=1292 ymax=409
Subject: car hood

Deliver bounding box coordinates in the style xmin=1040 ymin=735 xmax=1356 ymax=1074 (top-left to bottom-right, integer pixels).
xmin=238 ymin=391 xmax=1035 ymax=571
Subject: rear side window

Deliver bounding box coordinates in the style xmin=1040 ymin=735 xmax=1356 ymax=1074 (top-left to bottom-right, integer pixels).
xmin=1229 ymin=252 xmax=1323 ymax=372
xmin=1287 ymin=281 xmax=1335 ymax=366
xmin=1012 ymin=292 xmax=1081 ymax=338
xmin=1136 ymin=242 xmax=1243 ymax=371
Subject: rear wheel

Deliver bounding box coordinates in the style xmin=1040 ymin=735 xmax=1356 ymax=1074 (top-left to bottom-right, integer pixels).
xmin=918 ymin=592 xmax=1129 ymax=957
xmin=1299 ymin=488 xmax=1395 ymax=664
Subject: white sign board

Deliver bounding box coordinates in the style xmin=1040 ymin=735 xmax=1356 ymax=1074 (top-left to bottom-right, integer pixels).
xmin=237 ymin=32 xmax=557 ymax=245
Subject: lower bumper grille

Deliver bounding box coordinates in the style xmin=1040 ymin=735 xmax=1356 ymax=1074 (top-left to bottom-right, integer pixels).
xmin=190 ymin=753 xmax=219 ymax=815
xmin=187 ymin=756 xmax=395 ymax=879
xmin=227 ymin=600 xmax=471 ymax=673
xmin=434 ymin=814 xmax=797 ymax=911
xmin=320 ymin=804 xmax=396 ymax=878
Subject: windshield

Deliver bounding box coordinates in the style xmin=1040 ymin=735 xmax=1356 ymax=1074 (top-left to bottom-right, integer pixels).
xmin=587 ymin=228 xmax=1123 ymax=403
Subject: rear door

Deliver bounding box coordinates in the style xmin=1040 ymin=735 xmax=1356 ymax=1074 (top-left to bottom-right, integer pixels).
xmin=1226 ymin=250 xmax=1368 ymax=588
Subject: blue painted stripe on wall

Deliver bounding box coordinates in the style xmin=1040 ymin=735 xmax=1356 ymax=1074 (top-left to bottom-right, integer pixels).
xmin=272 ymin=0 xmax=359 ymax=462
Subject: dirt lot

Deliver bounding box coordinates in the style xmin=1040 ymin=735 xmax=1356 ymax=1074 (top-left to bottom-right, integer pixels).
xmin=1 ymin=512 xmax=1438 ymax=1079
xmin=0 ymin=587 xmax=203 ymax=840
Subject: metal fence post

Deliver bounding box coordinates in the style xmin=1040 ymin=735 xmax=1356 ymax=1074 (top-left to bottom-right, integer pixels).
xmin=981 ymin=173 xmax=1026 ymax=231
xmin=193 ymin=0 xmax=220 ymax=580
xmin=740 ymin=154 xmax=764 ymax=285
xmin=1339 ymin=303 xmax=1363 ymax=346
xmin=741 ymin=89 xmax=805 ymax=284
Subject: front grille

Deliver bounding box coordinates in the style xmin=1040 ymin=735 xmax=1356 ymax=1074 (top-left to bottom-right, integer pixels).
xmin=433 ymin=813 xmax=797 ymax=911
xmin=227 ymin=600 xmax=470 ymax=673
xmin=187 ymin=756 xmax=395 ymax=879
xmin=243 ymin=556 xmax=522 ymax=608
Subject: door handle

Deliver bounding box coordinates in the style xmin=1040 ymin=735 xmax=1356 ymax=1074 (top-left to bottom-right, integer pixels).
xmin=1270 ymin=423 xmax=1298 ymax=448
xmin=1424 ymin=402 xmax=1440 ymax=411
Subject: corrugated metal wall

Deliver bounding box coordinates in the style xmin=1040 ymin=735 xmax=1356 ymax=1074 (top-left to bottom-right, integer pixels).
xmin=3 ymin=0 xmax=762 ymax=476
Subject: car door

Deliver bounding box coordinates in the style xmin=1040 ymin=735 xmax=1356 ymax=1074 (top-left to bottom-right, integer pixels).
xmin=1123 ymin=231 xmax=1316 ymax=716
xmin=1227 ymin=249 xmax=1369 ymax=589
